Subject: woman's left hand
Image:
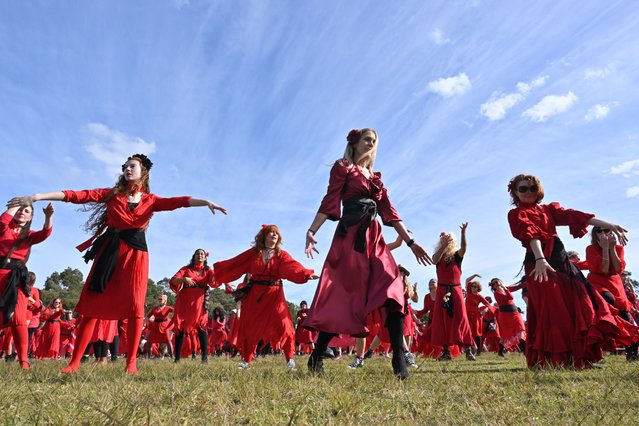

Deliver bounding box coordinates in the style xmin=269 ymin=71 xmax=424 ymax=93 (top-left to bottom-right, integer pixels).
xmin=43 ymin=203 xmax=54 ymax=217
xmin=207 ymin=201 xmax=228 ymax=215
xmin=410 ymin=242 xmax=433 ymax=266
xmin=609 ymin=224 xmax=628 ymax=246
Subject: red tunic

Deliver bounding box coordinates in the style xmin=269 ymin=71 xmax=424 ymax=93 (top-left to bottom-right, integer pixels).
xmin=214 ymin=248 xmax=314 ymax=363
xmin=171 ymin=265 xmax=217 ymax=333
xmin=305 ymin=160 xmax=404 ymax=337
xmin=62 ymin=189 xmax=191 ymax=319
xmin=90 ymin=319 xmax=118 ymax=343
xmin=493 ymin=287 xmax=526 ymax=349
xmin=35 ymin=308 xmax=63 ymax=358
xmin=0 ymin=212 xmax=51 ymax=326
xmin=508 ymin=202 xmax=618 ymax=368
xmin=59 ymin=318 xmax=76 ymax=356
xmin=431 ymin=252 xmax=473 ymax=347
xmin=295 ymin=308 xmax=316 ymax=344
xmin=465 ymin=288 xmax=490 ymax=338
xmin=208 ymin=317 xmax=227 ymax=351
xmin=146 ymin=305 xmax=173 ymax=343
xmin=585 ymin=244 xmax=631 ymax=311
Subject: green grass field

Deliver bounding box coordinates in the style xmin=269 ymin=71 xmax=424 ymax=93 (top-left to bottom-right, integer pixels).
xmin=1 ymin=352 xmax=637 ymax=425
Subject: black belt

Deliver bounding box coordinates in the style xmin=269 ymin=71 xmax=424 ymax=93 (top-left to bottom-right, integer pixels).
xmin=499 ymin=304 xmax=517 ymax=313
xmin=0 ymin=257 xmax=28 ymax=325
xmin=336 ymin=196 xmax=378 ymax=253
xmin=231 ymin=279 xmax=282 ymax=302
xmin=154 ymin=319 xmax=167 ymax=323
xmin=47 ymin=320 xmax=60 ymax=323
xmin=439 ymin=283 xmax=459 ymax=317
xmin=83 ymin=227 xmax=147 ymax=293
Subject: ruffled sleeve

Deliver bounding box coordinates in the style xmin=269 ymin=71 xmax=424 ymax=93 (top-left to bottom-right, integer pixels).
xmin=276 ymin=250 xmax=315 ymax=284
xmin=151 ymin=195 xmax=192 ymax=212
xmin=546 ymin=202 xmax=594 ymax=238
xmin=370 ymin=172 xmax=401 ymax=225
xmin=317 ymin=160 xmax=349 ymax=221
xmin=63 ymin=188 xmax=112 ymax=204
xmin=213 ymin=248 xmax=255 ymax=285
xmin=170 ymin=266 xmax=189 ymax=292
xmin=508 ymin=207 xmax=551 ymax=246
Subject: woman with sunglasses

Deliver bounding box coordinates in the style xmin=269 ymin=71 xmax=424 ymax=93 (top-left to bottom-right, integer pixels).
xmin=585 ymin=227 xmax=638 ymax=361
xmin=7 ymin=153 xmax=227 ymax=374
xmin=507 ymin=173 xmax=627 ymax=368
xmin=488 ymin=278 xmax=526 ymax=356
xmin=303 ymin=128 xmax=432 ymax=380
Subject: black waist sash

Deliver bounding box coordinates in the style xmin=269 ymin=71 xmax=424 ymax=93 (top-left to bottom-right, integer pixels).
xmin=524 ymin=236 xmax=598 ymax=310
xmin=231 ymin=279 xmax=282 ymax=302
xmin=154 ymin=319 xmax=167 ymax=323
xmin=438 ymin=283 xmax=460 ymax=318
xmin=0 ymin=257 xmax=29 ymax=325
xmin=83 ymin=227 xmax=147 ymax=293
xmin=47 ymin=319 xmax=60 ymax=323
xmin=499 ymin=304 xmax=517 ymax=313
xmin=336 ymin=196 xmax=377 ymax=253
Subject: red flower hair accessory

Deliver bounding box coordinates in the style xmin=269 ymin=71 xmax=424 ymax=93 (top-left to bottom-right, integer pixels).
xmin=347 ymin=129 xmax=362 ymax=145
xmin=205 ymin=252 xmax=210 ymax=258
xmin=262 ymin=224 xmax=268 ymax=230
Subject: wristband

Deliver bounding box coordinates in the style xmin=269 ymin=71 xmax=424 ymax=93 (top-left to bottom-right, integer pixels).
xmin=407 ymin=239 xmax=415 ymax=247
xmin=535 ymin=257 xmax=545 ymax=261
xmin=308 ymin=228 xmax=316 ymax=235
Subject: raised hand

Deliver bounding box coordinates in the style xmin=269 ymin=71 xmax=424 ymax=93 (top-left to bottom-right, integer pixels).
xmin=43 ymin=203 xmax=54 ymax=217
xmin=410 ymin=242 xmax=433 ymax=266
xmin=7 ymin=195 xmax=34 ymax=208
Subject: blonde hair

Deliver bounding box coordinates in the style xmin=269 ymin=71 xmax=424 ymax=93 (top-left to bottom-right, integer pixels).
xmin=434 ymin=232 xmax=457 ymax=261
xmin=342 ymin=128 xmax=378 ymax=170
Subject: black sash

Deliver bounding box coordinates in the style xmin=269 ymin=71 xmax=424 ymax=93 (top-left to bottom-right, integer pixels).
xmin=336 ymin=196 xmax=377 ymax=253
xmin=83 ymin=227 xmax=147 ymax=293
xmin=231 ymin=280 xmax=281 ymax=302
xmin=438 ymin=283 xmax=460 ymax=318
xmin=0 ymin=257 xmax=29 ymax=325
xmin=499 ymin=304 xmax=517 ymax=313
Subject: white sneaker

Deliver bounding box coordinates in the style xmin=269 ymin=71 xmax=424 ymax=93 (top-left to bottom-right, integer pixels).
xmin=286 ymin=359 xmax=297 ymax=370
xmin=405 ymin=352 xmax=419 ymax=369
xmin=237 ymin=360 xmax=250 ymax=369
xmin=348 ymin=357 xmax=364 ymax=369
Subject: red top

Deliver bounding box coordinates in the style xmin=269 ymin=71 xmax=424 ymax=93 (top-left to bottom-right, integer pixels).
xmin=214 ymin=248 xmax=314 ymax=285
xmin=508 ymin=202 xmax=593 ymax=255
xmin=415 ymin=294 xmax=435 ymax=317
xmin=436 ymin=252 xmax=463 ymax=284
xmin=465 ymin=291 xmax=490 ymax=312
xmin=586 ymin=244 xmax=626 ymax=275
xmin=26 ymin=287 xmax=42 ymax=325
xmin=171 ymin=265 xmax=218 ymax=332
xmin=493 ymin=287 xmax=516 ymax=307
xmin=0 ymin=212 xmax=52 ymax=260
xmin=318 ymin=160 xmax=401 ymax=225
xmin=170 ymin=265 xmax=217 ymax=292
xmin=41 ymin=307 xmax=64 ymax=322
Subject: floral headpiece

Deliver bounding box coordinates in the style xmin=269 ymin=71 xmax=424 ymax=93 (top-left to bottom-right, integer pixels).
xmin=346 ymin=129 xmax=362 ymax=145
xmin=123 ymin=153 xmax=153 ymax=171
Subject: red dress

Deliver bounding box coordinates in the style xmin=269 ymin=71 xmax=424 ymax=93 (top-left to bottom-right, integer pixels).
xmin=295 ymin=308 xmax=316 ymax=345
xmin=214 ymin=248 xmax=314 ymax=363
xmin=465 ymin=288 xmax=490 ymax=338
xmin=493 ymin=287 xmax=526 ymax=350
xmin=35 ymin=308 xmax=64 ymax=359
xmin=62 ymin=188 xmax=191 ymax=319
xmin=585 ymin=244 xmax=631 ymax=311
xmin=59 ymin=318 xmax=76 ymax=356
xmin=146 ymin=305 xmax=173 ymax=343
xmin=208 ymin=317 xmax=227 ymax=351
xmin=508 ymin=202 xmax=619 ymax=368
xmin=482 ymin=305 xmax=501 ymax=352
xmin=431 ymin=252 xmax=473 ymax=347
xmin=171 ymin=265 xmax=217 ymax=333
xmin=90 ymin=319 xmax=118 ymax=343
xmin=0 ymin=212 xmax=51 ymax=327
xmin=305 ymin=160 xmax=404 ymax=337
xmin=415 ymin=295 xmax=461 ymax=358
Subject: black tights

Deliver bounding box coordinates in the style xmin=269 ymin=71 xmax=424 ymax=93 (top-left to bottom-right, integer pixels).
xmin=93 ymin=340 xmax=109 ymax=358
xmin=174 ymin=329 xmax=209 ymax=361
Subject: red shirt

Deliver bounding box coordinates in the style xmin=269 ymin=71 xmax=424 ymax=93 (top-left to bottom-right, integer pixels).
xmin=0 ymin=212 xmax=52 ymax=260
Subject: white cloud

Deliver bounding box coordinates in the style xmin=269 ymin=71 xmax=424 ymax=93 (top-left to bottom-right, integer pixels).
xmin=584 ymin=103 xmax=611 ymax=121
xmin=427 ymin=73 xmax=471 ymax=98
xmin=480 ymin=76 xmax=547 ymax=121
xmin=584 ymin=66 xmax=612 ymax=80
xmin=522 ymin=92 xmax=578 ymax=122
xmin=626 ymin=186 xmax=639 ymax=198
xmin=173 ymin=0 xmax=190 ymax=10
xmin=84 ymin=123 xmax=157 ymax=177
xmin=429 ymin=28 xmax=450 ymax=46
xmin=611 ymin=159 xmax=639 ymax=175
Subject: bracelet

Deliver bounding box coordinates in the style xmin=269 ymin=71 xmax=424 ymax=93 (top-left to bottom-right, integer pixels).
xmin=308 ymin=228 xmax=316 ymax=235
xmin=535 ymin=257 xmax=545 ymax=261
xmin=406 ymin=239 xmax=415 ymax=247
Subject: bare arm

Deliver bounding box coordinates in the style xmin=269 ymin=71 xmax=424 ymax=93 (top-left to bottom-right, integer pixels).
xmin=458 ymin=222 xmax=468 ymax=258
xmin=7 ymin=192 xmax=66 ymax=208
xmin=305 ymin=212 xmax=329 ymax=259
xmin=465 ymin=273 xmax=481 ymax=285
xmin=188 ymin=198 xmax=228 ymax=215
xmin=529 ymin=239 xmax=556 ymax=282
xmin=386 ymin=233 xmax=404 ymax=251
xmin=42 ymin=203 xmax=54 ymax=229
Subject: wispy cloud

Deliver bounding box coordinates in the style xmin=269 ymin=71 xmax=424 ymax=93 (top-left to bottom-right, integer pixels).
xmin=522 ymin=92 xmax=578 ymax=122
xmin=584 ymin=102 xmax=617 ymax=121
xmin=610 ymin=159 xmax=639 ymax=176
xmin=480 ymin=76 xmax=547 ymax=121
xmin=173 ymin=0 xmax=190 ymax=10
xmin=627 ymin=186 xmax=639 ymax=198
xmin=584 ymin=66 xmax=612 ymax=80
xmin=429 ymin=28 xmax=450 ymax=46
xmin=84 ymin=123 xmax=157 ymax=178
xmin=427 ymin=73 xmax=471 ymax=98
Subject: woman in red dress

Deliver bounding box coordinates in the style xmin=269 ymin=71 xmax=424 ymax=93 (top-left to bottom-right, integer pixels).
xmin=8 ymin=154 xmax=227 ymax=374
xmin=481 ymin=297 xmax=501 ymax=353
xmin=304 ymin=128 xmax=432 ymax=379
xmin=146 ymin=294 xmax=174 ymax=358
xmin=170 ymin=248 xmax=227 ymax=363
xmin=430 ymin=223 xmax=475 ymax=361
xmin=585 ymin=227 xmax=638 ymax=361
xmin=0 ymin=202 xmax=53 ymax=369
xmin=488 ymin=278 xmax=526 ymax=355
xmin=507 ymin=173 xmax=626 ymax=368
xmin=464 ymin=274 xmax=490 ymax=355
xmin=208 ymin=307 xmax=228 ymax=355
xmin=214 ymin=225 xmax=317 ymax=370
xmin=35 ymin=298 xmax=64 ymax=359
xmin=295 ymin=301 xmax=316 ymax=354
xmin=90 ymin=318 xmax=119 ymax=364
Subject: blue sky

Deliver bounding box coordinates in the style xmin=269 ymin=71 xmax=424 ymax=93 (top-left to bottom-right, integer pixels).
xmin=1 ymin=1 xmax=637 ymax=312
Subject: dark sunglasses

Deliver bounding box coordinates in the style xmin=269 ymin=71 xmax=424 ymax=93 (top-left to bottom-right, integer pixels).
xmin=595 ymin=229 xmax=611 ymax=234
xmin=517 ymin=185 xmax=539 ymax=193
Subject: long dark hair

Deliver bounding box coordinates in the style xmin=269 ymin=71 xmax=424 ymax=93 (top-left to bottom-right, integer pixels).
xmin=188 ymin=248 xmax=210 ymax=270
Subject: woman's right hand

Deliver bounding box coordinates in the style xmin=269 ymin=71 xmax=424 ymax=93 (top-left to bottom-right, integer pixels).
xmin=184 ymin=277 xmax=196 ymax=287
xmin=410 ymin=242 xmax=433 ymax=266
xmin=530 ymin=259 xmax=556 ymax=282
xmin=7 ymin=195 xmax=35 ymax=208
xmin=305 ymin=231 xmax=319 ymax=259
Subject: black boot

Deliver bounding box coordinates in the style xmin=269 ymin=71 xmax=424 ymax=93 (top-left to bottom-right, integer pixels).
xmin=474 ymin=336 xmax=482 ymax=356
xmin=308 ymin=332 xmax=335 ymax=375
xmin=498 ymin=344 xmax=506 ymax=357
xmin=387 ymin=311 xmax=409 ymax=380
xmin=174 ymin=331 xmax=184 ymax=363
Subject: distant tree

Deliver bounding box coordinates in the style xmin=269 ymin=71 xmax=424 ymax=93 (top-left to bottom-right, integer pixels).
xmin=146 ymin=277 xmax=176 ymax=311
xmin=41 ymin=268 xmax=84 ymax=310
xmin=208 ymin=288 xmax=235 ymax=314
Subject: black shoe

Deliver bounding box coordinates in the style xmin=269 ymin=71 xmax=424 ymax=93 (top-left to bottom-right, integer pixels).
xmin=392 ymin=350 xmax=409 ymax=380
xmin=437 ymin=349 xmax=452 ymax=361
xmin=323 ymin=347 xmax=335 ymax=359
xmin=363 ymin=349 xmax=374 ymax=360
xmin=307 ymin=353 xmax=324 ymax=375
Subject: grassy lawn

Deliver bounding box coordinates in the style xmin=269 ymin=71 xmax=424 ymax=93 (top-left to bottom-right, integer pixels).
xmin=1 ymin=352 xmax=637 ymax=425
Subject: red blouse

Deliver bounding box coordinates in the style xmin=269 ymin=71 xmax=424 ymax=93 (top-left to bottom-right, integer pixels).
xmin=214 ymin=249 xmax=314 ymax=285
xmin=586 ymin=245 xmax=626 ymax=275
xmin=318 ymin=160 xmax=401 ymax=225
xmin=170 ymin=265 xmax=217 ymax=292
xmin=0 ymin=212 xmax=52 ymax=260
xmin=436 ymin=252 xmax=463 ymax=284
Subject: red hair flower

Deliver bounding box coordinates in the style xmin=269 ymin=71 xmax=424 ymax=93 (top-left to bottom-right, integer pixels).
xmin=347 ymin=129 xmax=362 ymax=145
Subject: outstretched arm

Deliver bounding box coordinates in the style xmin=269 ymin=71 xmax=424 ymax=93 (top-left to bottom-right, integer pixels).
xmin=465 ymin=273 xmax=481 ymax=285
xmin=391 ymin=221 xmax=432 ymax=266
xmin=188 ymin=198 xmax=228 ymax=215
xmin=7 ymin=192 xmax=66 ymax=208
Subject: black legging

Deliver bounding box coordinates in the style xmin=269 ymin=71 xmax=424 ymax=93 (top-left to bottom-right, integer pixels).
xmin=93 ymin=340 xmax=109 ymax=358
xmin=174 ymin=329 xmax=209 ymax=361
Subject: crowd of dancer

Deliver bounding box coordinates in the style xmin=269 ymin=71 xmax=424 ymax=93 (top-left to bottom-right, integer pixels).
xmin=1 ymin=129 xmax=638 ymax=379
